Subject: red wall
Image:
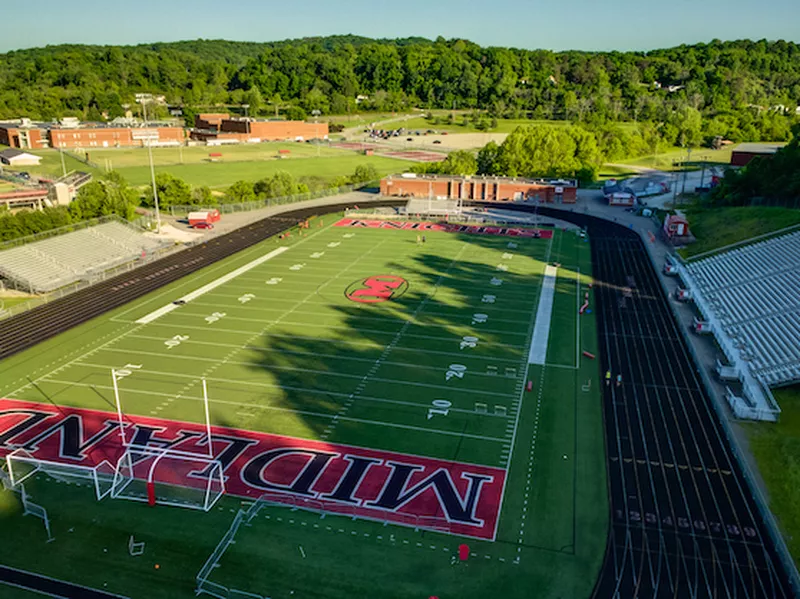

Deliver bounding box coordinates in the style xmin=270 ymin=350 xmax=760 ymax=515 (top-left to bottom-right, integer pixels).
xmin=380 ymin=176 xmax=577 ymax=203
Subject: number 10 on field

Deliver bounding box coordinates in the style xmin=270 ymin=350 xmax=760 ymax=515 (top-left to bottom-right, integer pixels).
xmin=428 ymin=400 xmax=452 ymax=419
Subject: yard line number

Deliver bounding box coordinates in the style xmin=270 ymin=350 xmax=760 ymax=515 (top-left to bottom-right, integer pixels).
xmin=164 ymin=335 xmax=189 ymax=349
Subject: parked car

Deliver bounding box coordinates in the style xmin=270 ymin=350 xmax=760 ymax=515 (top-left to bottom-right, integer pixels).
xmin=432 ymin=140 xmax=442 ymax=144
xmin=193 ymin=222 xmax=214 ymax=230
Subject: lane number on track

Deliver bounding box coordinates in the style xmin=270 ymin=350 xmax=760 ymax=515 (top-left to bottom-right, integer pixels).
xmin=265 ymin=278 xmax=283 ymax=285
xmin=446 ymin=364 xmax=467 ymax=381
xmin=115 ymin=363 xmax=142 ymax=380
xmin=205 ymin=312 xmax=226 ymax=324
xmin=460 ymin=336 xmax=478 ymax=350
xmin=164 ymin=335 xmax=189 ymax=350
xmin=238 ymin=293 xmax=256 ymax=304
xmin=427 ymin=400 xmax=452 ymax=419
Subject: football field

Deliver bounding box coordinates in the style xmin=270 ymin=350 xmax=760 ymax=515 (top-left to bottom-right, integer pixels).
xmin=0 ymin=214 xmax=607 ymax=599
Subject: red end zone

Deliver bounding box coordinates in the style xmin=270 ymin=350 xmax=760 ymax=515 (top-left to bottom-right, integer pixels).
xmin=0 ymin=399 xmax=505 ymax=540
xmin=335 ymin=217 xmax=553 ymax=238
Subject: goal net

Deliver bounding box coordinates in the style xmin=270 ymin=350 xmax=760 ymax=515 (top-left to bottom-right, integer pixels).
xmin=5 ymin=448 xmax=116 ymax=501
xmin=111 ymin=445 xmax=225 ymax=512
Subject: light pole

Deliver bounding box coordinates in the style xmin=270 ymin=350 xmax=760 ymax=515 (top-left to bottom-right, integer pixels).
xmin=139 ymin=95 xmax=162 ymax=234
xmin=243 ymin=103 xmax=250 ymax=139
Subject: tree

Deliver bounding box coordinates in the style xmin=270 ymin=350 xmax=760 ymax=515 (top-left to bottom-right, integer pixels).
xmin=349 ymin=164 xmax=379 ymax=184
xmin=477 ymin=141 xmax=501 ymax=175
xmin=225 ymin=180 xmax=256 ymax=203
xmin=143 ymin=173 xmax=191 ymax=208
xmin=253 ymin=172 xmax=308 ymax=199
xmin=70 ymin=171 xmax=138 ymax=221
xmin=191 ymin=186 xmax=215 ymax=206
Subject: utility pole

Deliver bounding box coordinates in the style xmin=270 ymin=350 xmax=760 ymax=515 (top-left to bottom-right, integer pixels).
xmin=140 ymin=95 xmax=162 ymax=234
xmin=59 ymin=148 xmax=67 ymax=178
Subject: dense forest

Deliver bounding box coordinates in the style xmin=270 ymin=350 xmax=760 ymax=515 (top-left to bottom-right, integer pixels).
xmin=1 ymin=36 xmax=799 ymax=145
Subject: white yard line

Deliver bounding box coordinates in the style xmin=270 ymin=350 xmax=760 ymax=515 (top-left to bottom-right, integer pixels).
xmin=321 ymin=242 xmax=472 ymax=440
xmin=527 ymin=265 xmax=559 ymax=365
xmin=124 ymin=333 xmax=524 ymax=363
xmin=73 ymin=361 xmax=516 ymax=398
xmin=135 ymin=247 xmax=289 ymax=324
xmin=37 ymin=379 xmax=507 ymax=443
xmin=128 ymin=320 xmax=529 ymax=347
xmin=9 ymin=222 xmax=333 ymax=398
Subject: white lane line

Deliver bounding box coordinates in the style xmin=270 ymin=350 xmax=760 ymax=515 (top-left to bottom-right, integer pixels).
xmin=527 ymin=265 xmax=558 ymax=365
xmin=135 ymin=247 xmax=289 ymax=324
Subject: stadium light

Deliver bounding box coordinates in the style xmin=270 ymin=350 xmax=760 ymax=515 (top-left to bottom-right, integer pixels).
xmin=138 ymin=96 xmax=162 ymax=234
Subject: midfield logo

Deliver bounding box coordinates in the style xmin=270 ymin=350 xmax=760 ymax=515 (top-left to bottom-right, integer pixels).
xmin=0 ymin=399 xmax=505 ymax=540
xmin=345 ymin=275 xmax=409 ymax=304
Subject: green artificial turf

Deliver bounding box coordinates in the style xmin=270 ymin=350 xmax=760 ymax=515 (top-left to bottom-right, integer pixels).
xmin=0 ymin=216 xmax=607 ymax=598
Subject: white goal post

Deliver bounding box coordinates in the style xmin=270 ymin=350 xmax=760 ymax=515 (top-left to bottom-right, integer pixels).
xmin=5 ymin=448 xmax=116 ymax=501
xmin=111 ymin=445 xmax=225 ymax=512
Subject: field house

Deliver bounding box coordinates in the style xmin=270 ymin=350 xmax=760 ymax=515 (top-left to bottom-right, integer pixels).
xmin=0 ymin=190 xmax=797 ymax=599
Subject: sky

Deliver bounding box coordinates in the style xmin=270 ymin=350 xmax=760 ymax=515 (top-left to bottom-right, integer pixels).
xmin=1 ymin=0 xmax=799 ymax=53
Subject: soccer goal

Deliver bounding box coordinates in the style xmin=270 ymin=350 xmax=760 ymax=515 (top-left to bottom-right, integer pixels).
xmin=109 ymin=371 xmax=226 ymax=512
xmin=111 ymin=445 xmax=225 ymax=512
xmin=5 ymin=448 xmax=116 ymax=501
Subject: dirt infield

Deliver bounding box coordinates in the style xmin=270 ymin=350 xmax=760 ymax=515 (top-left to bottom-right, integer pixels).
xmin=382 ymin=150 xmax=446 ymax=162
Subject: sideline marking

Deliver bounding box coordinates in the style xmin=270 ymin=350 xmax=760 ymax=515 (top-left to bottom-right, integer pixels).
xmin=135 ymin=247 xmax=289 ymax=324
xmin=527 ymin=265 xmax=558 ymax=365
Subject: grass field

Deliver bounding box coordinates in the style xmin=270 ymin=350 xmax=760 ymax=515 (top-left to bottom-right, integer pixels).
xmin=621 ymin=146 xmax=736 ymax=170
xmin=0 ymin=214 xmax=606 ymax=598
xmin=744 ymin=385 xmax=800 ymax=568
xmin=679 ymin=206 xmax=800 ymax=258
xmin=14 ymin=145 xmax=409 ymax=189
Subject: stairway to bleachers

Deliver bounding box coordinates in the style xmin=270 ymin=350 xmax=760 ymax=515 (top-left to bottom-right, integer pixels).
xmin=685 ymin=231 xmax=800 ymax=387
xmin=0 ymin=221 xmax=171 ymax=293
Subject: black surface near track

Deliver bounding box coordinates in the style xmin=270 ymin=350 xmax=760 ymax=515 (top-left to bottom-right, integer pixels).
xmin=0 ymin=200 xmax=402 ymax=362
xmin=474 ymin=203 xmax=795 ymax=599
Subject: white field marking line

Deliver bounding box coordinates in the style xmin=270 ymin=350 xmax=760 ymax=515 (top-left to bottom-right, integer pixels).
xmin=8 ymin=323 xmax=145 ymax=397
xmin=75 ymin=359 xmax=515 ymax=398
xmin=527 ymin=265 xmax=559 ymax=365
xmin=166 ymin=313 xmax=530 ymax=339
xmin=185 ymin=300 xmax=533 ymax=326
xmin=545 ymin=363 xmax=579 ymax=370
xmin=150 ymin=235 xmax=394 ymax=411
xmin=576 ymin=267 xmax=581 ymax=369
xmin=135 ymin=246 xmax=290 ymax=324
xmin=0 ymin=322 xmax=132 ymax=396
xmin=125 ymin=333 xmax=524 ymax=364
xmin=496 ymin=233 xmax=553 ymax=552
xmin=516 ymin=367 xmax=548 ymax=554
xmin=114 ymin=213 xmax=340 ymax=321
xmin=322 ymin=242 xmax=472 ymax=440
xmin=82 ymin=347 xmax=525 ymax=381
xmin=37 ymin=379 xmax=508 ymax=443
xmin=9 ymin=218 xmax=339 ymax=396
xmin=134 ymin=320 xmax=529 ymax=348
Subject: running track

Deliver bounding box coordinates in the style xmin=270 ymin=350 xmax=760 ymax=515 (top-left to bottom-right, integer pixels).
xmin=486 ymin=203 xmax=796 ymax=598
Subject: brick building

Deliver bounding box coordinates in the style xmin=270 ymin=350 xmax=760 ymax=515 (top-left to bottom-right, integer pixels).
xmin=49 ymin=126 xmax=185 ymax=149
xmin=0 ymin=121 xmax=185 ymax=149
xmin=729 ymin=142 xmax=786 ymax=167
xmin=191 ymin=118 xmax=328 ymax=143
xmin=380 ymin=174 xmax=578 ymax=203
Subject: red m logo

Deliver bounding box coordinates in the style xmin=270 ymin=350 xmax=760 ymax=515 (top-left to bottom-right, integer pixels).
xmin=345 ymin=275 xmax=408 ymax=304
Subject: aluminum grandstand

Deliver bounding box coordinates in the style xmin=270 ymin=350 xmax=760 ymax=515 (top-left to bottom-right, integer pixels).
xmin=0 ymin=220 xmax=172 ymax=293
xmin=672 ymin=229 xmax=800 ymax=421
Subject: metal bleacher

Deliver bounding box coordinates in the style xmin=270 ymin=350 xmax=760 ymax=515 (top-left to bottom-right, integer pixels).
xmin=0 ymin=221 xmax=171 ymax=293
xmin=685 ymin=230 xmax=800 ymax=389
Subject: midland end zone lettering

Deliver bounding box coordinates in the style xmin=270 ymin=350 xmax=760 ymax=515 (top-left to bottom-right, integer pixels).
xmin=334 ymin=218 xmax=554 ymax=239
xmin=0 ymin=399 xmax=505 ymax=540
